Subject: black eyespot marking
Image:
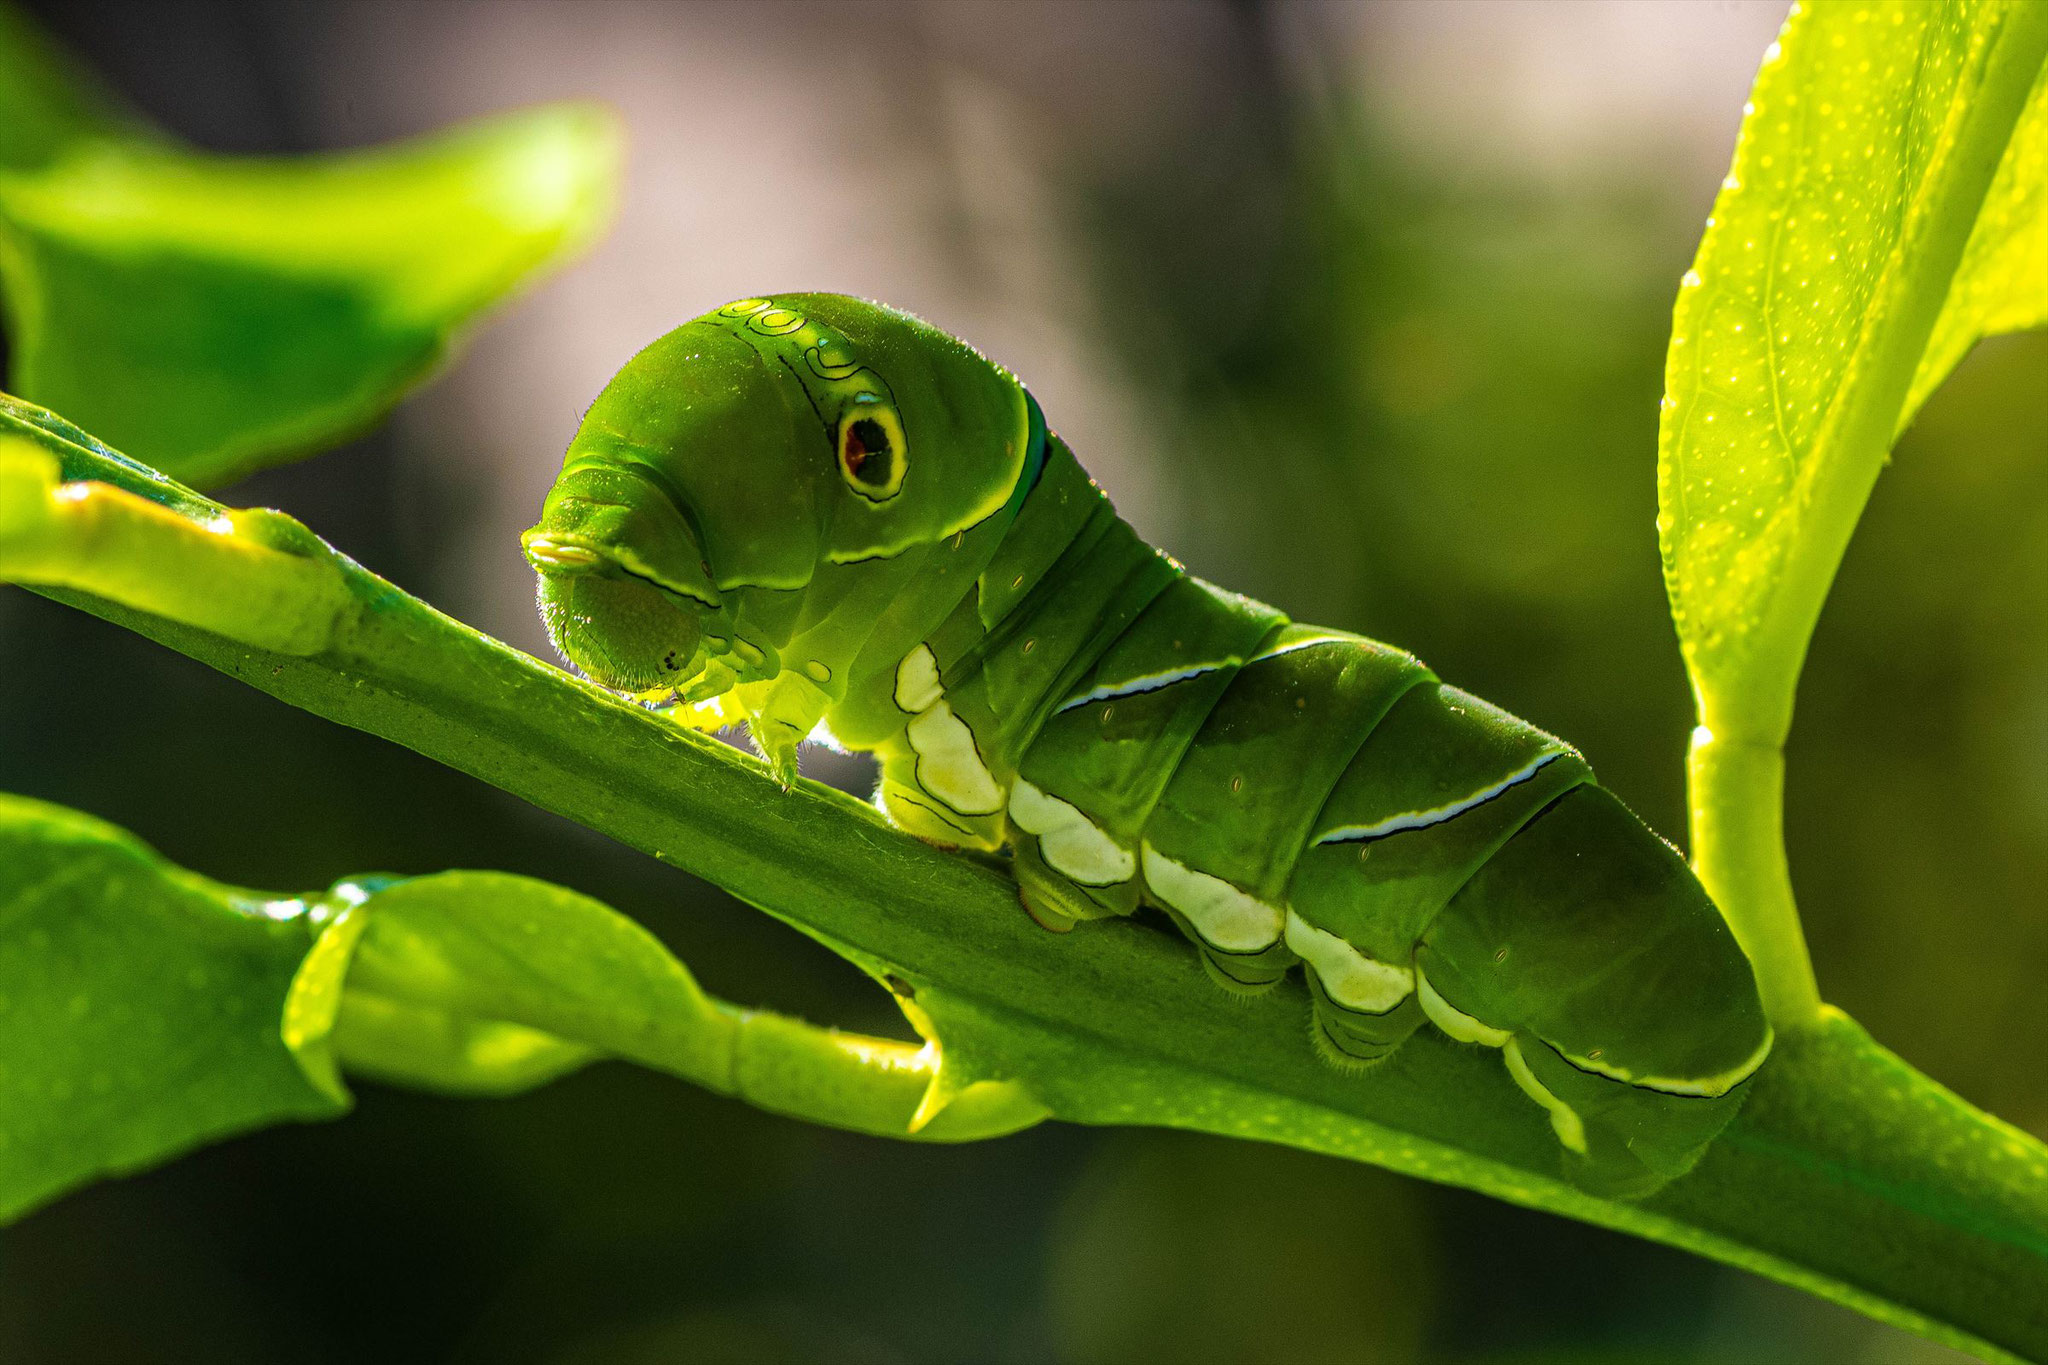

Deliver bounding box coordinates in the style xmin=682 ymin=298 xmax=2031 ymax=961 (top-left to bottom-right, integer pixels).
xmin=836 ymin=403 xmax=908 ymax=501
xmin=845 ymin=418 xmax=893 ymax=484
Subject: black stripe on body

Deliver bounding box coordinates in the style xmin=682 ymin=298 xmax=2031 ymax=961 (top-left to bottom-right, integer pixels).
xmin=1313 ymin=751 xmax=1573 ymax=846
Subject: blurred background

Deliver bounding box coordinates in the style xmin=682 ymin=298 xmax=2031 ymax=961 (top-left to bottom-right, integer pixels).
xmin=1 ymin=1 xmax=2042 ymax=1360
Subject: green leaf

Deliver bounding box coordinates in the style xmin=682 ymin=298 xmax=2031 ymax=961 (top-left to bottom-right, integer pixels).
xmin=328 ymin=992 xmax=596 ymax=1099
xmin=1910 ymin=49 xmax=2048 ymax=419
xmin=1656 ymin=0 xmax=2048 ymax=1025
xmin=0 ymin=7 xmax=619 ymax=487
xmin=330 ymin=870 xmax=1047 ymax=1139
xmin=0 ymin=793 xmax=348 ymax=1222
xmin=1662 ymin=0 xmax=2048 ymax=733
xmin=339 ymin=872 xmax=734 ymax=1076
xmin=324 ymin=872 xmax=604 ymax=1099
xmin=0 ymin=784 xmax=1043 ymax=1224
xmin=8 ymin=416 xmax=2047 ymax=1361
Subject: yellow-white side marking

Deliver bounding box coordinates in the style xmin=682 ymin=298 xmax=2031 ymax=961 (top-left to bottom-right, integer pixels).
xmin=1560 ymin=1028 xmax=1774 ymax=1098
xmin=905 ymin=702 xmax=1005 ymax=816
xmin=1140 ymin=843 xmax=1283 ymax=953
xmin=1504 ymin=1038 xmax=1589 ymax=1155
xmin=1008 ymin=780 xmax=1135 ymax=886
xmin=1416 ymin=967 xmax=1512 ymax=1047
xmin=1283 ymin=910 xmax=1414 ymax=1014
xmin=1314 ymin=751 xmax=1567 ymax=846
xmin=894 ymin=644 xmax=943 ymax=714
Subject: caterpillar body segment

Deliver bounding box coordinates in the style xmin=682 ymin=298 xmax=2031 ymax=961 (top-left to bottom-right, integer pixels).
xmin=525 ymin=293 xmax=1772 ymax=1195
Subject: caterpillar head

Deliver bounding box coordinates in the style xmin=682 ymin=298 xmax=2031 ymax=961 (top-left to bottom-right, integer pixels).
xmin=523 ymin=294 xmax=1031 ymax=697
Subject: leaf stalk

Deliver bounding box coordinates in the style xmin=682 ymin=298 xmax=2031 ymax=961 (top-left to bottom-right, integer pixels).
xmin=1686 ymin=722 xmax=1820 ymax=1028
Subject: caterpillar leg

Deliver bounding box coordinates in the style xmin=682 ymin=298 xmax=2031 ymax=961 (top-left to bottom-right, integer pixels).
xmin=732 ymin=673 xmax=832 ymax=789
xmin=1010 ymin=809 xmax=1298 ymax=991
xmin=1285 ymin=911 xmax=1426 ymax=1065
xmin=1155 ymin=905 xmax=1295 ymax=994
xmin=876 ymin=744 xmax=1005 ymax=849
xmin=1501 ymin=1032 xmax=1752 ymax=1198
xmin=1306 ymin=975 xmax=1426 ymax=1067
xmin=1013 ymin=834 xmax=1136 ymax=932
xmin=1004 ymin=776 xmax=1141 ymax=931
xmin=1134 ymin=842 xmax=1295 ymax=994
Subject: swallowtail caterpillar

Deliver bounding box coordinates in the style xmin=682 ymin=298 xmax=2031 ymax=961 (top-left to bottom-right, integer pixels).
xmin=523 ymin=294 xmax=1771 ymax=1196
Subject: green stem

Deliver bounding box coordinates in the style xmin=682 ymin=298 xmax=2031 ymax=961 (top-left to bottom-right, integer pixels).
xmin=717 ymin=1006 xmax=1050 ymax=1142
xmin=1687 ymin=723 xmax=1821 ymax=1029
xmin=324 ymin=868 xmax=1049 ymax=1143
xmin=334 ymin=972 xmax=1047 ymax=1143
xmin=0 ymin=437 xmax=349 ymax=655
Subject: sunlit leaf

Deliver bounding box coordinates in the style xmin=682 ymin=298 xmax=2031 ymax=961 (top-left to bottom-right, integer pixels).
xmin=335 ymin=870 xmax=723 ymax=1091
xmin=332 ymin=869 xmax=1045 ymax=1140
xmin=1658 ymin=0 xmax=2048 ymax=735
xmin=1908 ymin=54 xmax=2048 ymax=418
xmin=329 ymin=993 xmax=595 ymax=1099
xmin=0 ymin=9 xmax=619 ymax=487
xmin=0 ymin=794 xmax=347 ymax=1221
xmin=0 ymin=771 xmax=1036 ymax=1223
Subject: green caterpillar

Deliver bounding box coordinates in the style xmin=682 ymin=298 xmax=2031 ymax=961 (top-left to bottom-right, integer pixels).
xmin=523 ymin=293 xmax=1771 ymax=1195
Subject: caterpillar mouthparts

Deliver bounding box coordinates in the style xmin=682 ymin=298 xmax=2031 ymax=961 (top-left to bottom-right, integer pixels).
xmin=535 ymin=563 xmax=706 ymax=695
xmin=520 ymin=529 xmax=627 ymax=577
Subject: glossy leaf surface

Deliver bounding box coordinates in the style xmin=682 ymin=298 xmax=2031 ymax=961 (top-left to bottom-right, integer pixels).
xmin=1910 ymin=44 xmax=2048 ymax=417
xmin=1660 ymin=0 xmax=2047 ymax=727
xmin=0 ymin=793 xmax=346 ymax=1221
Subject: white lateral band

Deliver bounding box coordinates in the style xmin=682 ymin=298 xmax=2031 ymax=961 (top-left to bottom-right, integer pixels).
xmin=905 ymin=701 xmax=1004 ymax=815
xmin=1560 ymin=1028 xmax=1774 ymax=1098
xmin=1008 ymin=779 xmax=1135 ymax=886
xmin=1140 ymin=843 xmax=1283 ymax=953
xmin=894 ymin=644 xmax=943 ymax=714
xmin=1283 ymin=910 xmax=1413 ymax=1014
xmin=1504 ymin=1038 xmax=1589 ymax=1154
